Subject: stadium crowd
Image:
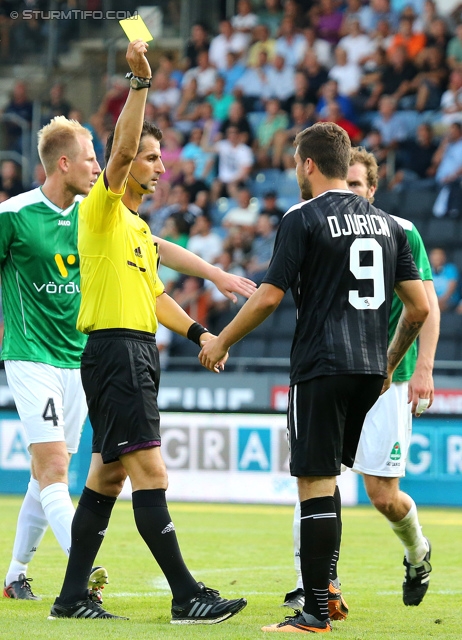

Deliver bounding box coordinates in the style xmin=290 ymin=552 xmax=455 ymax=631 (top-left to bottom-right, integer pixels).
xmin=2 ymin=0 xmax=462 ymax=355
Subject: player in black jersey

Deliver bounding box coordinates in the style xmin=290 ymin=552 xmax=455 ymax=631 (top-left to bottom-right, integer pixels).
xmin=199 ymin=122 xmax=430 ymax=634
xmin=283 ymin=147 xmax=440 ymax=619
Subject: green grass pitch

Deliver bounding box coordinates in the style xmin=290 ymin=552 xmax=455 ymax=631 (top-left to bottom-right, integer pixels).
xmin=0 ymin=496 xmax=460 ymax=639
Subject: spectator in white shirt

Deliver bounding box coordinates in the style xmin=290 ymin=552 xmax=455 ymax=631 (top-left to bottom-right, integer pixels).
xmin=148 ymin=70 xmax=181 ymax=117
xmin=182 ymin=50 xmax=218 ymax=97
xmin=440 ymin=69 xmax=462 ymax=127
xmin=231 ymin=0 xmax=259 ymax=48
xmin=222 ymin=186 xmax=259 ymax=232
xmin=301 ymin=24 xmax=333 ymax=69
xmin=328 ymin=46 xmax=362 ymax=96
xmin=338 ymin=18 xmax=376 ymax=68
xmin=187 ymin=214 xmax=223 ymax=264
xmin=209 ymin=19 xmax=248 ymax=72
xmin=211 ymin=125 xmax=254 ymax=201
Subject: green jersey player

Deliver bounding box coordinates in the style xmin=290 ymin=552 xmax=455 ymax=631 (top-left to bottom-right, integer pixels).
xmin=284 ymin=147 xmax=440 ymax=622
xmin=0 ymin=192 xmax=85 ymax=367
xmin=1 ymin=117 xmax=105 ymax=601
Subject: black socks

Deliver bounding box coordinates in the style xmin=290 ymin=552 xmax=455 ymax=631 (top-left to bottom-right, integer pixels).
xmin=59 ymin=487 xmax=116 ymax=604
xmin=132 ymin=489 xmax=198 ymax=604
xmin=300 ymin=495 xmax=338 ymax=621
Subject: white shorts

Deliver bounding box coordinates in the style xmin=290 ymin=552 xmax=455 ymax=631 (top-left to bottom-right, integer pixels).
xmin=353 ymin=381 xmax=412 ymax=478
xmin=4 ymin=361 xmax=88 ymax=453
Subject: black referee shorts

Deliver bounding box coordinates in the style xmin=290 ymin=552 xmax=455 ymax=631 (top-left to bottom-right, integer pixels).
xmin=81 ymin=329 xmax=161 ymax=464
xmin=288 ymin=374 xmax=384 ymax=477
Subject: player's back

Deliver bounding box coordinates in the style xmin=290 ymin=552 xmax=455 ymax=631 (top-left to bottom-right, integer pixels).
xmin=263 ymin=190 xmax=419 ymax=385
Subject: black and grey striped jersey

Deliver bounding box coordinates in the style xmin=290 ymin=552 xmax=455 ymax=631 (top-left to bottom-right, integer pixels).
xmin=262 ymin=189 xmax=420 ymax=386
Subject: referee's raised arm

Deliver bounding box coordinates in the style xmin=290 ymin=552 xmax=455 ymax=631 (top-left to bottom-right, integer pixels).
xmin=105 ymin=39 xmax=152 ymax=195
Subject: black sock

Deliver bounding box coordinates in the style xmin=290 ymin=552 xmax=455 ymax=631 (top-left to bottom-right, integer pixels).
xmin=330 ymin=485 xmax=342 ymax=582
xmin=300 ymin=496 xmax=337 ymax=621
xmin=59 ymin=487 xmax=116 ymax=604
xmin=132 ymin=489 xmax=198 ymax=603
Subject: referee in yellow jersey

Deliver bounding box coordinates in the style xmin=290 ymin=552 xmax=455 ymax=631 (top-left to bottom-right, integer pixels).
xmin=49 ymin=39 xmax=247 ymax=624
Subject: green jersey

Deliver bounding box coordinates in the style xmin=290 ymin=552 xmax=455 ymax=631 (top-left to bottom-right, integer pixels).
xmin=0 ymin=188 xmax=86 ymax=368
xmin=390 ymin=216 xmax=432 ymax=382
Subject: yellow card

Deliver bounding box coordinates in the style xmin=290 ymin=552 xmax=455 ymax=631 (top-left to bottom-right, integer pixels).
xmin=119 ymin=15 xmax=153 ymax=42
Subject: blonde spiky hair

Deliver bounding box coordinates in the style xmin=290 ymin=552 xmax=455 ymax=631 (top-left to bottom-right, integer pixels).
xmin=37 ymin=116 xmax=93 ymax=175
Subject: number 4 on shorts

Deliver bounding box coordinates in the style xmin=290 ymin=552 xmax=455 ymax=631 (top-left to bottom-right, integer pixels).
xmin=42 ymin=397 xmax=59 ymax=426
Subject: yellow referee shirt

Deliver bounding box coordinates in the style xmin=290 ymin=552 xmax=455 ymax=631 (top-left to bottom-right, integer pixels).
xmin=77 ymin=172 xmax=164 ymax=334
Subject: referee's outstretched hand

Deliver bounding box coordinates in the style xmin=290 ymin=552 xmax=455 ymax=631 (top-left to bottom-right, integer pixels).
xmin=211 ymin=269 xmax=257 ymax=304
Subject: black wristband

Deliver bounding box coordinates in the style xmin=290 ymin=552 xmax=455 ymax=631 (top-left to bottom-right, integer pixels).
xmin=187 ymin=322 xmax=209 ymax=346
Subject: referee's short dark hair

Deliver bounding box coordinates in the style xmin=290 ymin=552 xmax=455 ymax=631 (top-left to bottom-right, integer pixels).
xmin=104 ymin=120 xmax=163 ymax=166
xmin=294 ymin=122 xmax=350 ymax=180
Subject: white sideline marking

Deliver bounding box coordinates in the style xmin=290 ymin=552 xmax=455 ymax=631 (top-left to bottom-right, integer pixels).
xmin=378 ymin=590 xmax=462 ymax=596
xmin=41 ymin=590 xmax=281 ymax=598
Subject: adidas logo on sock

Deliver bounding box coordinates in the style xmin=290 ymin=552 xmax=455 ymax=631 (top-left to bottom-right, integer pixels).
xmin=98 ymin=529 xmax=107 ymax=537
xmin=161 ymin=522 xmax=175 ymax=534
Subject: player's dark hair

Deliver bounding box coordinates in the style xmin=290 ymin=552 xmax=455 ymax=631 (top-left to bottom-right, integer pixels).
xmin=104 ymin=121 xmax=163 ymax=166
xmin=294 ymin=122 xmax=350 ymax=179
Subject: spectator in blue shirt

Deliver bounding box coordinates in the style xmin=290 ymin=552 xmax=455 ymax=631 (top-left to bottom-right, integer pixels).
xmin=430 ymin=247 xmax=460 ymax=312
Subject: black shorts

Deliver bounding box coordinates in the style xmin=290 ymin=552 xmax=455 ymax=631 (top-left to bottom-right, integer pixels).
xmin=288 ymin=374 xmax=384 ymax=477
xmin=81 ymin=329 xmax=161 ymax=464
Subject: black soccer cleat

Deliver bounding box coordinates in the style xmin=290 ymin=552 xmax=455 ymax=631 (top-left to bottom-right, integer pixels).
xmin=48 ymin=596 xmax=128 ymax=620
xmin=3 ymin=573 xmax=41 ymax=600
xmin=171 ymin=582 xmax=247 ymax=624
xmin=403 ymin=538 xmax=432 ymax=606
xmin=282 ymin=587 xmax=305 ymax=609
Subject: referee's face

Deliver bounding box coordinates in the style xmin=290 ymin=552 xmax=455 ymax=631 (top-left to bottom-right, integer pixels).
xmin=131 ymin=136 xmax=166 ymax=194
xmin=347 ymin=162 xmax=376 ymax=202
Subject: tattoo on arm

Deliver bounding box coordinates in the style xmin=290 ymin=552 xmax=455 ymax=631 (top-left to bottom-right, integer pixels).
xmin=388 ymin=316 xmax=425 ymax=372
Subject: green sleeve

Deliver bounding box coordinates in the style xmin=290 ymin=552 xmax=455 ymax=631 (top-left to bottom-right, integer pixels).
xmin=0 ymin=210 xmax=15 ymax=264
xmin=406 ymin=223 xmax=432 ymax=281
